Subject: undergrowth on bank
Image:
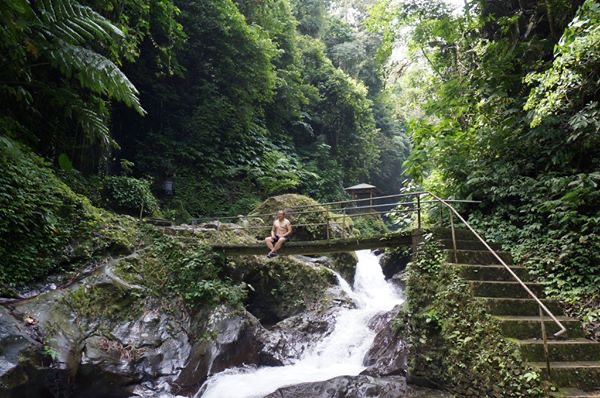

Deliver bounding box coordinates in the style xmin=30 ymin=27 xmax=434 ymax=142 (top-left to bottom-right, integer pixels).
xmin=396 ymin=239 xmax=544 ymax=397
xmin=115 ymin=232 xmax=248 ymax=310
xmin=0 ymin=139 xmax=140 ymax=295
xmin=467 ymin=173 xmax=600 ymax=338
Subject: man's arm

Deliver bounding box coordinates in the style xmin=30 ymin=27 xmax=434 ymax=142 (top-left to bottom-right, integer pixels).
xmin=271 ymin=222 xmax=277 ymax=238
xmin=284 ymin=222 xmax=292 ymax=238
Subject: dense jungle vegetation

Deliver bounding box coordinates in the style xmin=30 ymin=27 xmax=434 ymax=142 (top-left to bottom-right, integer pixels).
xmin=0 ymin=0 xmax=409 ymax=219
xmin=0 ymin=0 xmax=598 ymax=330
xmin=368 ymin=0 xmax=599 ymax=329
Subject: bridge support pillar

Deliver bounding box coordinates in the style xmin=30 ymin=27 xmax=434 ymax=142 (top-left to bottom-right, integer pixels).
xmin=411 ymin=229 xmax=425 ymax=253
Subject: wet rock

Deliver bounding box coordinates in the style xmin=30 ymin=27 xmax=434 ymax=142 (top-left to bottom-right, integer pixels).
xmin=327 ymin=252 xmax=358 ymax=285
xmin=264 ymin=375 xmax=452 ymax=398
xmin=174 ymin=306 xmax=264 ymax=395
xmin=241 ymin=256 xmax=338 ymax=325
xmin=362 ymin=305 xmax=408 ymax=377
xmin=257 ymin=301 xmax=349 ymax=366
xmin=0 ymin=306 xmax=45 ymax=393
xmin=380 ymin=250 xmax=411 ymax=280
xmin=372 ymin=248 xmax=385 ymax=256
xmin=263 ymin=375 xmax=409 ymax=398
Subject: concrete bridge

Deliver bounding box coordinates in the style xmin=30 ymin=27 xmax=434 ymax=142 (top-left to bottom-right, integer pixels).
xmin=212 ymin=232 xmax=414 ymax=256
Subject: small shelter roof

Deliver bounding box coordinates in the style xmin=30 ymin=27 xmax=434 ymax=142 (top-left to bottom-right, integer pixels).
xmin=344 ymin=183 xmax=376 ymax=191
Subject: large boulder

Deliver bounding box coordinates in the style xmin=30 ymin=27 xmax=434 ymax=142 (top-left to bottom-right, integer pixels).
xmin=1 ymin=257 xmax=270 ymax=398
xmin=250 ymin=194 xmax=352 ymax=241
xmin=173 ymin=306 xmax=265 ymax=395
xmin=380 ymin=247 xmax=411 ymax=280
xmin=361 ymin=305 xmax=408 ymax=377
xmin=264 ymin=375 xmax=409 ymax=398
xmin=231 ymin=255 xmax=338 ymax=325
xmin=264 ymin=375 xmax=452 ymax=398
xmin=0 ymin=306 xmax=49 ymax=397
xmin=257 ymin=284 xmax=355 ymax=366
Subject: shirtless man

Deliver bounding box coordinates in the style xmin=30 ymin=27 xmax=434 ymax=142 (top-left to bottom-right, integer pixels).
xmin=265 ymin=210 xmax=292 ymax=257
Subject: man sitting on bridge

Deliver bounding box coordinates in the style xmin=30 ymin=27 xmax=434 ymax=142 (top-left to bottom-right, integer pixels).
xmin=265 ymin=210 xmax=292 ymax=258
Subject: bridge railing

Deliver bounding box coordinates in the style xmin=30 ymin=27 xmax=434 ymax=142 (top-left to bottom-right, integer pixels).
xmin=191 ymin=191 xmax=478 ymax=240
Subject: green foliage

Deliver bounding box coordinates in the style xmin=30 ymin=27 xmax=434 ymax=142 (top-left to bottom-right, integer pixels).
xmin=0 ymin=0 xmax=147 ymax=155
xmin=65 ymin=283 xmax=139 ymax=321
xmin=55 ymin=169 xmax=103 ymax=207
xmin=115 ymin=233 xmax=248 ymax=308
xmin=351 ymin=214 xmax=388 ymax=237
xmin=525 ymin=0 xmax=600 ymax=129
xmin=290 ymin=0 xmax=328 ymax=37
xmin=85 ymin=0 xmax=186 ymax=73
xmin=466 ymin=170 xmax=600 ymax=336
xmin=399 ymin=240 xmax=544 ymax=397
xmin=103 ymin=176 xmax=160 ymax=216
xmin=0 ymin=138 xmax=139 ymax=293
xmin=120 ymin=0 xmax=391 ymax=212
xmin=370 ymin=0 xmax=598 ymax=330
xmin=166 ymin=168 xmax=262 ymax=217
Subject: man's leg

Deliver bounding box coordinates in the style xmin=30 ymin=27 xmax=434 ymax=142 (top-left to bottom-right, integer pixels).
xmin=272 ymin=237 xmax=287 ymax=253
xmin=265 ymin=237 xmax=275 ymax=252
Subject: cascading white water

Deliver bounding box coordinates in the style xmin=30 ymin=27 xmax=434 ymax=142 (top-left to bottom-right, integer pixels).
xmin=198 ymin=250 xmax=404 ymax=398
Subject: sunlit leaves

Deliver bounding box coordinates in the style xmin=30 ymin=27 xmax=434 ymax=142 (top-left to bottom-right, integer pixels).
xmin=524 ymin=0 xmax=600 ymax=128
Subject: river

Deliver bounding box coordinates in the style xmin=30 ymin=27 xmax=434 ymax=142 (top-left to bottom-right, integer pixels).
xmin=198 ymin=249 xmax=404 ymax=398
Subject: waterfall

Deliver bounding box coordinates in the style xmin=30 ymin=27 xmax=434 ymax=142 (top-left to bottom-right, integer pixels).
xmin=198 ymin=250 xmax=404 ymax=398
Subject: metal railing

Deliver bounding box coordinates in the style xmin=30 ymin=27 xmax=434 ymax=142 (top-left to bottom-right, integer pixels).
xmin=190 ymin=191 xmax=479 ymax=239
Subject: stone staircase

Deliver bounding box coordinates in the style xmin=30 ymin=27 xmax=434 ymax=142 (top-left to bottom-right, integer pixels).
xmin=434 ymin=228 xmax=600 ymax=398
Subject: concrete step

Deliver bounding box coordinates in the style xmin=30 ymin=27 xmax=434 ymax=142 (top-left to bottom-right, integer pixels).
xmin=482 ymin=297 xmax=565 ymax=316
xmin=454 ymin=264 xmax=534 ymax=282
xmin=439 ymin=238 xmax=502 ymax=251
xmin=549 ymin=388 xmax=600 ymax=397
xmin=446 ymin=249 xmax=513 ymax=265
xmin=532 ymin=361 xmax=600 ymax=390
xmin=471 ymin=280 xmax=545 ymax=298
xmin=494 ymin=316 xmax=584 ymax=339
xmin=517 ymin=339 xmax=600 ymax=362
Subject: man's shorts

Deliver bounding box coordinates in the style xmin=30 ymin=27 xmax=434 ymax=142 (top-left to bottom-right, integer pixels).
xmin=271 ymin=235 xmax=291 ymax=243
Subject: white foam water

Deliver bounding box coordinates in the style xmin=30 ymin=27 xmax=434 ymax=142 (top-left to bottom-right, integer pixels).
xmin=198 ymin=250 xmax=404 ymax=398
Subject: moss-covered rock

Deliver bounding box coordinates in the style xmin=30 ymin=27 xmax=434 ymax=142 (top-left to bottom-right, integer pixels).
xmin=249 ymin=194 xmax=352 ymax=241
xmin=328 ymin=252 xmax=358 ymax=285
xmin=381 ymin=246 xmax=412 ymax=280
xmin=0 ymin=139 xmax=142 ymax=295
xmin=228 ymin=254 xmax=337 ymax=325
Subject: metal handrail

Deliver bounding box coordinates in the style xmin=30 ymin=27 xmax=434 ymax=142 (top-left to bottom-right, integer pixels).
xmin=422 ymin=191 xmax=567 ymax=338
xmin=192 ymin=191 xmax=431 ymax=223
xmin=192 ymin=195 xmax=479 ymax=224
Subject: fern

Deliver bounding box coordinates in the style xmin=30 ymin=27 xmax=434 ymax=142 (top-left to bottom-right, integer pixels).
xmin=45 ymin=86 xmax=114 ymax=148
xmin=1 ymin=0 xmax=145 ymax=148
xmin=47 ymin=43 xmax=144 ymax=114
xmin=32 ymin=0 xmax=123 ymax=44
